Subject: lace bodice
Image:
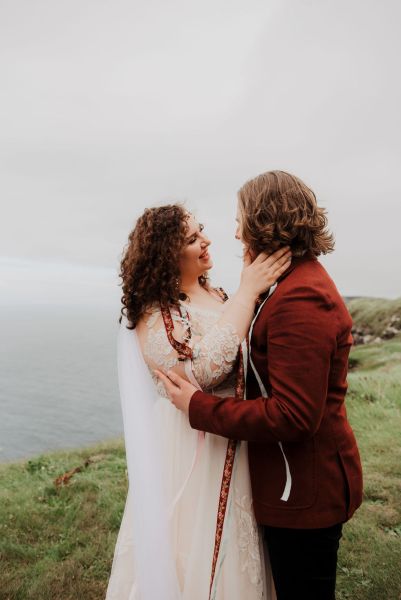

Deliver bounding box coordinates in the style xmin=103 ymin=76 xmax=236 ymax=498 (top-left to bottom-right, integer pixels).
xmin=140 ymin=302 xmax=240 ymax=398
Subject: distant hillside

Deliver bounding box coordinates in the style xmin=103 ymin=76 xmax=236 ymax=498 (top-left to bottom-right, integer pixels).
xmin=347 ymin=297 xmax=401 ymax=340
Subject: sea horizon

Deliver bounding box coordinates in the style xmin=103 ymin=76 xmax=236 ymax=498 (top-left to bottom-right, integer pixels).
xmin=0 ymin=303 xmax=123 ymax=463
xmin=1 ymin=292 xmax=400 ymax=463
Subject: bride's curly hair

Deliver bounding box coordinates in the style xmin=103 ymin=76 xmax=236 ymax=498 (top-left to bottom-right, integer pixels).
xmin=238 ymin=170 xmax=335 ymax=257
xmin=119 ymin=204 xmax=208 ymax=329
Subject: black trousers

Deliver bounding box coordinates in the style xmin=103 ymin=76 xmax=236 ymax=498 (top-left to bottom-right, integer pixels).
xmin=263 ymin=523 xmax=343 ymax=600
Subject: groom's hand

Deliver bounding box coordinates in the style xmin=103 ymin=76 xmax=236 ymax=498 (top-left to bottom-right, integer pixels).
xmin=154 ymin=370 xmax=197 ymax=416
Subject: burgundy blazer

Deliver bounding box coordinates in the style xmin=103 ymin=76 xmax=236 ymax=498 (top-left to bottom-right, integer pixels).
xmin=189 ymin=255 xmax=363 ymax=528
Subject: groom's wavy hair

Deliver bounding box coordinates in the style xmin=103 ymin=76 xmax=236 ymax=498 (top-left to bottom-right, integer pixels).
xmin=119 ymin=204 xmax=208 ymax=329
xmin=238 ymin=170 xmax=334 ymax=257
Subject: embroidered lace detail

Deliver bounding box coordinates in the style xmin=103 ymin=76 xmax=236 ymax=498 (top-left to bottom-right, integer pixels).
xmin=193 ymin=322 xmax=240 ymax=390
xmin=141 ymin=304 xmax=240 ymax=398
xmin=179 ymin=303 xmax=222 ymax=338
xmin=234 ymin=491 xmax=264 ymax=596
xmin=144 ymin=323 xmax=179 ymax=371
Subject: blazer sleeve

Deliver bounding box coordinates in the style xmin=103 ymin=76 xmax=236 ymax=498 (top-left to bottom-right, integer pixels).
xmin=188 ymin=289 xmax=337 ymax=443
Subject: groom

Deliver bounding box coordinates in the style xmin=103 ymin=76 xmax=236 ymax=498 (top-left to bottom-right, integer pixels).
xmin=158 ymin=170 xmax=363 ymax=600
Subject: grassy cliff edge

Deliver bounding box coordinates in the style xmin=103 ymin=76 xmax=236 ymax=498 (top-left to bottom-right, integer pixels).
xmin=1 ymin=299 xmax=400 ymax=600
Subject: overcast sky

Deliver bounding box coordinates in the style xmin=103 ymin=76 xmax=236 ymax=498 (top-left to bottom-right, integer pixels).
xmin=1 ymin=0 xmax=400 ymax=307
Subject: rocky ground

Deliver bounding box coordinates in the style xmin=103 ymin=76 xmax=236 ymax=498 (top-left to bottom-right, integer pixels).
xmin=347 ymin=297 xmax=401 ymax=345
xmin=352 ymin=313 xmax=401 ymax=345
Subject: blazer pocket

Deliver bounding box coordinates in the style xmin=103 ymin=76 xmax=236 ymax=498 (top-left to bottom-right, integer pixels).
xmin=254 ymin=438 xmax=318 ymax=510
xmin=280 ymin=438 xmax=318 ymax=509
xmin=336 ymin=449 xmax=363 ymax=519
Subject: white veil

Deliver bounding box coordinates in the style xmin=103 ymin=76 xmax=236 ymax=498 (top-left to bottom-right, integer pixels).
xmin=117 ymin=316 xmax=181 ymax=599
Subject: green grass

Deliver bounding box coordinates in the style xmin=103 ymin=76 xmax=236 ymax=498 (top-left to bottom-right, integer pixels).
xmin=1 ymin=338 xmax=400 ymax=599
xmin=0 ymin=441 xmax=128 ymax=600
xmin=336 ymin=334 xmax=401 ymax=600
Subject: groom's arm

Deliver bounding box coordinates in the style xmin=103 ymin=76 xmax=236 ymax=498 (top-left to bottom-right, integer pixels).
xmin=189 ymin=290 xmax=339 ymax=443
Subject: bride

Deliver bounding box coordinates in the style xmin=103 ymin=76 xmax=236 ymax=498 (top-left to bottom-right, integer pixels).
xmin=106 ymin=204 xmax=291 ymax=600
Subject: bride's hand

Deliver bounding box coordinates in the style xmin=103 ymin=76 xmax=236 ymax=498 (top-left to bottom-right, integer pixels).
xmin=239 ymin=246 xmax=292 ymax=300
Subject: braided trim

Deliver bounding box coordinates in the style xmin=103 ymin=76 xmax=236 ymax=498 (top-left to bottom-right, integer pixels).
xmin=209 ymin=346 xmax=244 ymax=598
xmin=160 ymin=303 xmax=193 ymax=361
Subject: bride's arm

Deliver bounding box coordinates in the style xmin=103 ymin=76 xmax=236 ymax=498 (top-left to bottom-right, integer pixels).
xmin=137 ymin=308 xmax=239 ymax=391
xmin=210 ymin=246 xmax=291 ymax=341
xmin=137 ymin=247 xmax=291 ymax=390
xmin=183 ymin=247 xmax=292 ymax=388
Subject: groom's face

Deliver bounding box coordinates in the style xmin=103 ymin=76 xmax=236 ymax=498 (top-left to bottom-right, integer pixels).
xmin=236 ymin=201 xmax=257 ymax=262
xmin=235 ymin=205 xmax=243 ymax=242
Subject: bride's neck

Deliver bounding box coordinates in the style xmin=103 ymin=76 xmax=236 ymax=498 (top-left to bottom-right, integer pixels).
xmin=180 ymin=275 xmax=204 ymax=298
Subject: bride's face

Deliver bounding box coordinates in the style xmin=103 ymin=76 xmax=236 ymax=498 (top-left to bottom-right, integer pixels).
xmin=179 ymin=213 xmax=213 ymax=279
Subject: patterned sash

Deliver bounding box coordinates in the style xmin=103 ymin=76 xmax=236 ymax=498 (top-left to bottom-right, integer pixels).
xmin=209 ymin=349 xmax=244 ymax=599
xmin=160 ymin=303 xmax=193 ymax=361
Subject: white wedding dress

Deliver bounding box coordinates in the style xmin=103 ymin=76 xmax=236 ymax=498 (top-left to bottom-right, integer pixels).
xmin=106 ymin=301 xmax=275 ymax=600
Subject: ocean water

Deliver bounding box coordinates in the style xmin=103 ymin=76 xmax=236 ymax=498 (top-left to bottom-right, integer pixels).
xmin=0 ymin=305 xmax=123 ymax=462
